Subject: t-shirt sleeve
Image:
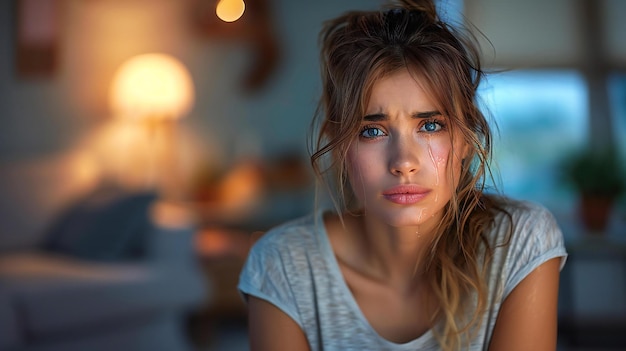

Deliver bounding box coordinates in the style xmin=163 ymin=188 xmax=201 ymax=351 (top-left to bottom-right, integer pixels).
xmin=503 ymin=203 xmax=568 ymax=298
xmin=237 ymin=234 xmax=303 ymax=327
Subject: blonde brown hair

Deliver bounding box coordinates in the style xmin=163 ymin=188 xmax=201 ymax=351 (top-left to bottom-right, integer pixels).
xmin=309 ymin=0 xmax=510 ymax=349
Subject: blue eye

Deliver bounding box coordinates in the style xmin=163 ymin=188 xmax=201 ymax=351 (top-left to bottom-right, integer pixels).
xmin=421 ymin=121 xmax=442 ymax=132
xmin=360 ymin=127 xmax=386 ymax=139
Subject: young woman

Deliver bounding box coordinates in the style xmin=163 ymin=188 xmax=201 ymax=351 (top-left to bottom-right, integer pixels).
xmin=238 ymin=0 xmax=567 ymax=350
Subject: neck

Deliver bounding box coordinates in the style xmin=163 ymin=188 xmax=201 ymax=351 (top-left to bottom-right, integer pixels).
xmin=344 ymin=212 xmax=441 ymax=291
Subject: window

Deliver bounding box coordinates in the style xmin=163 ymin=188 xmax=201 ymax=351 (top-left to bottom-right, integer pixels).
xmin=478 ymin=70 xmax=589 ymax=212
xmin=609 ymin=73 xmax=626 ymax=160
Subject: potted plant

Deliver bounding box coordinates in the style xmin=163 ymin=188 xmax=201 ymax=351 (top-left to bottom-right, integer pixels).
xmin=562 ymin=147 xmax=625 ymax=232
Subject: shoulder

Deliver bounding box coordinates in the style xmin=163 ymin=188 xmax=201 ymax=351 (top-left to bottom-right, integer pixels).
xmin=238 ymin=211 xmax=329 ymax=328
xmin=485 ymin=196 xmax=567 ymax=296
xmin=501 ymin=197 xmax=556 ymax=223
xmin=489 ymin=196 xmax=563 ymax=247
xmin=251 ymin=211 xmax=321 ymax=255
xmin=241 ymin=211 xmax=325 ymax=283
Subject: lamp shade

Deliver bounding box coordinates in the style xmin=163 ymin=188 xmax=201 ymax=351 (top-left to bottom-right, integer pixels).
xmin=109 ymin=53 xmax=194 ymax=120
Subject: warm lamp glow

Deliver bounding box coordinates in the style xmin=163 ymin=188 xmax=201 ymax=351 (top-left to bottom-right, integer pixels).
xmin=110 ymin=53 xmax=194 ymax=120
xmin=216 ymin=0 xmax=245 ymax=23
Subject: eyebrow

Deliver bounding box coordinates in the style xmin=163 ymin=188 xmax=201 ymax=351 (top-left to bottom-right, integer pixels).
xmin=363 ymin=110 xmax=442 ymax=121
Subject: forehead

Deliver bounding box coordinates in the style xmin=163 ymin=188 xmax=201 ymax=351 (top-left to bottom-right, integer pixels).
xmin=365 ymin=68 xmax=437 ymax=113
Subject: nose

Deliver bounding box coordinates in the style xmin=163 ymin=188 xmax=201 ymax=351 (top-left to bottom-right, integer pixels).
xmin=388 ymin=136 xmax=419 ymax=176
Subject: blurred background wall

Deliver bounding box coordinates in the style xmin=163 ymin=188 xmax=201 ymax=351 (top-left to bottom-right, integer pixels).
xmin=0 ymin=0 xmax=382 ymax=164
xmin=1 ymin=0 xmax=625 ymax=207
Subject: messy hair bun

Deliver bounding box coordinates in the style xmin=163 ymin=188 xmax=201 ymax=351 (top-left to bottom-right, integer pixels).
xmin=384 ymin=0 xmax=439 ymax=23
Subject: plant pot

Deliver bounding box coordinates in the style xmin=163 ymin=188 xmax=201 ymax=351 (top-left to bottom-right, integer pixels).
xmin=579 ymin=195 xmax=614 ymax=233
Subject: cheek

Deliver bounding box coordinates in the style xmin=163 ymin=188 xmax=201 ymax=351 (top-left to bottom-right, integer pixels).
xmin=427 ymin=138 xmax=462 ymax=186
xmin=426 ymin=140 xmax=450 ymax=170
xmin=346 ymin=146 xmax=378 ymax=200
xmin=346 ymin=147 xmax=367 ymax=187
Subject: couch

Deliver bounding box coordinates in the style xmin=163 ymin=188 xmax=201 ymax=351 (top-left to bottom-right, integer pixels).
xmin=0 ymin=150 xmax=210 ymax=351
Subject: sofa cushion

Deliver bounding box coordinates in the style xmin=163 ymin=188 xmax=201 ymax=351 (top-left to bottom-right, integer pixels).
xmin=0 ymin=252 xmax=207 ymax=339
xmin=44 ymin=188 xmax=157 ymax=262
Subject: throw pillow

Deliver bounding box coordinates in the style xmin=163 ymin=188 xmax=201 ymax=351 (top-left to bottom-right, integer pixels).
xmin=44 ymin=187 xmax=157 ymax=262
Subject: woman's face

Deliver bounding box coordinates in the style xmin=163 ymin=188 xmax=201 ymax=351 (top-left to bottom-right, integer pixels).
xmin=346 ymin=68 xmax=468 ymax=229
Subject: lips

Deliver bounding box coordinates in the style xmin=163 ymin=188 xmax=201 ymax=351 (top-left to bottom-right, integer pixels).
xmin=382 ymin=185 xmax=430 ymax=205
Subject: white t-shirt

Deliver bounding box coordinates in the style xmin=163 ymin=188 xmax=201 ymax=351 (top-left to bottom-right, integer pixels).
xmin=238 ymin=198 xmax=568 ymax=350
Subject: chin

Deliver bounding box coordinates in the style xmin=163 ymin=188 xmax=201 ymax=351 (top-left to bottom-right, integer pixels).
xmin=373 ymin=206 xmax=432 ymax=228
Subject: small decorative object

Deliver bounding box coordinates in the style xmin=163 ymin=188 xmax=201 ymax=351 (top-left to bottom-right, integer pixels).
xmin=190 ymin=0 xmax=281 ymax=92
xmin=15 ymin=0 xmax=59 ymax=78
xmin=216 ymin=0 xmax=246 ymax=22
xmin=562 ymin=147 xmax=625 ymax=232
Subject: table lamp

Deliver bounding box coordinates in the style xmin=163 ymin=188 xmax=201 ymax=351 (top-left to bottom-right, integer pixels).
xmin=107 ymin=53 xmax=196 ymax=199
